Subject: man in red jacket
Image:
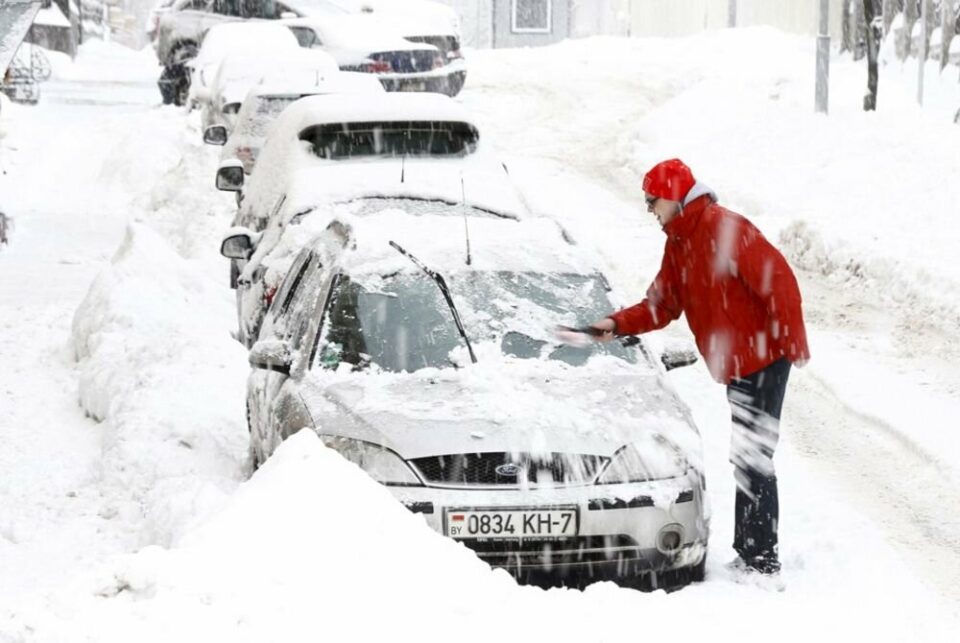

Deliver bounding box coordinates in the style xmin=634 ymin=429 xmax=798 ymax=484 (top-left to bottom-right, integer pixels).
xmin=588 ymin=158 xmax=809 ymax=577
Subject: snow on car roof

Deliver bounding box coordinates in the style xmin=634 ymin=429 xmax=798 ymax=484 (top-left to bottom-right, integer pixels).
xmin=215 ymin=49 xmax=341 ymax=103
xmin=283 ymin=15 xmax=436 ymax=52
xmin=281 ymin=159 xmax=528 ymax=218
xmin=196 ymin=22 xmax=301 ymax=66
xmin=243 ymin=72 xmax=384 ymax=100
xmin=241 ymin=92 xmax=487 ymax=218
xmin=280 ymin=92 xmax=475 ymax=130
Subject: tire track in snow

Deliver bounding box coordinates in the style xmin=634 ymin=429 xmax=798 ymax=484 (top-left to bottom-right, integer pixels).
xmin=787 ymin=369 xmax=960 ymax=613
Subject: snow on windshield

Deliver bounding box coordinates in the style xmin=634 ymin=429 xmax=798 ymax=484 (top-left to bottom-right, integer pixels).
xmin=316 ymin=271 xmax=631 ymax=374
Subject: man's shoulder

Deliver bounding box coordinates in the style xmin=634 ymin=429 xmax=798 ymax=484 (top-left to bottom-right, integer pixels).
xmin=702 ymin=203 xmax=761 ymax=238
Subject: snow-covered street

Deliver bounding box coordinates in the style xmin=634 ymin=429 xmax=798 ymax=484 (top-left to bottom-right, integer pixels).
xmin=1 ymin=28 xmax=958 ymax=642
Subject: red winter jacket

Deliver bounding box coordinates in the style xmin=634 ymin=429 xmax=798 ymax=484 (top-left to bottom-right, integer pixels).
xmin=610 ymin=193 xmax=810 ymax=383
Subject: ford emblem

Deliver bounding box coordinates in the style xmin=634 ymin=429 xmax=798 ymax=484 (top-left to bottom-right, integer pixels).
xmin=495 ymin=463 xmax=523 ymax=477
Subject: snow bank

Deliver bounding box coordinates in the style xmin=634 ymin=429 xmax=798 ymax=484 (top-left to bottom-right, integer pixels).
xmin=9 ymin=429 xmax=956 ymax=642
xmin=70 ymin=223 xmax=249 ymax=547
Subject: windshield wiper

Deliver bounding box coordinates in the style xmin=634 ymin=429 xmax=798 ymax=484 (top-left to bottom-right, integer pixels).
xmin=388 ymin=241 xmax=477 ymax=364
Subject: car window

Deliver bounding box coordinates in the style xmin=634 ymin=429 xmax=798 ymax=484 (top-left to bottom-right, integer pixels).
xmin=299 ymin=121 xmax=480 ymax=160
xmin=262 ymin=249 xmax=316 ymax=341
xmin=213 ymin=0 xmax=241 ymax=16
xmin=314 ymin=271 xmax=635 ymax=373
xmin=287 ymin=26 xmax=321 ymax=47
xmin=241 ymin=0 xmax=276 ymax=18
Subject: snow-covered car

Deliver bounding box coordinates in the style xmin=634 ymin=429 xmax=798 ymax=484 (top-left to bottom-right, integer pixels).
xmin=222 ymin=92 xmax=525 ymax=233
xmin=216 ymin=93 xmax=527 ymax=338
xmin=155 ymin=0 xmax=464 ymax=101
xmin=237 ymin=208 xmax=709 ymax=589
xmin=204 ymin=74 xmax=385 ymax=174
xmin=199 ymin=44 xmax=339 ymax=134
xmin=187 ymin=21 xmax=307 ymax=114
xmin=283 ymin=13 xmax=466 ymax=95
xmin=224 ymin=181 xmax=525 ymax=345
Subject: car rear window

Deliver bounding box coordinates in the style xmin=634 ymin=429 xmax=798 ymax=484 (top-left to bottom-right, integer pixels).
xmin=299 ymin=121 xmax=479 ymax=159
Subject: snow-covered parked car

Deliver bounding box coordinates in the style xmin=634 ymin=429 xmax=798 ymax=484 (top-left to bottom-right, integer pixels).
xmin=283 ymin=13 xmax=466 ymax=95
xmin=155 ymin=0 xmax=465 ymax=102
xmin=224 ymin=173 xmax=526 ymax=345
xmin=186 ymin=22 xmax=308 ymax=115
xmin=204 ymin=74 xmax=385 ymax=174
xmin=221 ymin=92 xmax=525 ymax=233
xmin=199 ymin=44 xmax=339 ymax=134
xmin=238 ymin=207 xmax=709 ymax=589
xmin=216 ymin=92 xmax=528 ymax=342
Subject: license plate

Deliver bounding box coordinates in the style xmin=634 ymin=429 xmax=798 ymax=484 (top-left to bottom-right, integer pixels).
xmin=401 ymin=81 xmax=427 ymax=92
xmin=445 ymin=508 xmax=578 ymax=539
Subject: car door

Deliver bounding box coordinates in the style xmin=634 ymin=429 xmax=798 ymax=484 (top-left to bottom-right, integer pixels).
xmin=249 ymin=245 xmax=337 ymax=459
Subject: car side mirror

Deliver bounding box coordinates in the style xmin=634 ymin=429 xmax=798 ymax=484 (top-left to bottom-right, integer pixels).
xmin=203 ymin=124 xmax=228 ymax=145
xmin=250 ymin=338 xmax=294 ymax=375
xmin=661 ymin=347 xmax=699 ymax=371
xmin=220 ymin=227 xmax=260 ymax=259
xmin=216 ymin=160 xmax=244 ymax=191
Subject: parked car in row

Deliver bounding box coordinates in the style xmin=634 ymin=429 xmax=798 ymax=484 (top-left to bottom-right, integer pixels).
xmin=229 ymin=204 xmax=709 ymax=589
xmin=155 ymin=0 xmax=466 ymax=104
xmin=284 ymin=14 xmax=465 ymax=95
xmin=203 ymin=74 xmax=385 ymax=175
xmin=224 ymin=180 xmax=525 ymax=346
xmin=200 ymin=44 xmax=339 ymax=134
xmin=218 ymin=92 xmax=526 ymax=235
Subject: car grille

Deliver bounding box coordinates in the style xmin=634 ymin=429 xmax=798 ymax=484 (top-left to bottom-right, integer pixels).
xmin=463 ymin=535 xmax=642 ymax=570
xmin=373 ymin=50 xmax=437 ymax=73
xmin=409 ymin=452 xmax=608 ymax=487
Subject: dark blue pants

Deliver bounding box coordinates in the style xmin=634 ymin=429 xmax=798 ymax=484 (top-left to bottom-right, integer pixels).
xmin=726 ymin=357 xmax=791 ymax=567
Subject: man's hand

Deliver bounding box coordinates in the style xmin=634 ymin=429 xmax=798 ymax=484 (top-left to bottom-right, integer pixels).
xmin=554 ymin=318 xmax=617 ymax=346
xmin=589 ymin=317 xmax=617 ymax=343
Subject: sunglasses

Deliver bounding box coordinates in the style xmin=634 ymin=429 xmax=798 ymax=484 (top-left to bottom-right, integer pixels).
xmin=645 ymin=196 xmax=659 ymax=209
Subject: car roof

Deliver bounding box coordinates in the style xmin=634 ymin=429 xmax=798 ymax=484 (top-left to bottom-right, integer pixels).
xmin=282 ymin=160 xmax=527 ymax=220
xmin=242 ymin=72 xmax=384 ymax=100
xmin=282 ymin=15 xmax=436 ymax=51
xmin=279 ymin=92 xmax=476 ymax=131
xmin=197 ymin=22 xmax=300 ymax=63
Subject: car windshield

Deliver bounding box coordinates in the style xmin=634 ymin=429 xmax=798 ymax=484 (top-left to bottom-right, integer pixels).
xmin=343 ymin=197 xmax=515 ymax=220
xmin=315 ymin=271 xmax=634 ymax=373
xmin=299 ymin=121 xmax=479 ymax=160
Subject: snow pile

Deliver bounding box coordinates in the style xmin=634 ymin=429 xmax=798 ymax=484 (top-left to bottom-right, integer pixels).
xmin=70 ymin=223 xmax=249 ymax=546
xmin=8 ymin=430 xmax=956 ymax=642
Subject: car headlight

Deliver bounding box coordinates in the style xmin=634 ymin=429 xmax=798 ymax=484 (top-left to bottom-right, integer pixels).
xmin=319 ymin=435 xmax=421 ymax=486
xmin=596 ymin=435 xmax=689 ymax=484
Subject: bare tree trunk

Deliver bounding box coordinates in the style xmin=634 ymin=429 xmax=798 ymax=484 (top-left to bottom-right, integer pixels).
xmin=943 ymin=1 xmax=957 ymax=70
xmin=842 ymin=0 xmax=854 ymax=52
xmin=920 ymin=0 xmax=936 ymax=60
xmin=882 ymin=0 xmax=897 ymax=33
xmin=898 ymin=0 xmax=919 ymax=58
xmin=864 ymin=0 xmax=880 ymax=109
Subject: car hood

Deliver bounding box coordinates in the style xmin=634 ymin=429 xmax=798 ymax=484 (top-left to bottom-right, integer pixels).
xmin=298 ymin=358 xmax=699 ymax=461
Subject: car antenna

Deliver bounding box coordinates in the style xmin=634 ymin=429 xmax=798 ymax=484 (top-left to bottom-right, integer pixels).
xmin=389 ymin=241 xmax=477 ymax=364
xmin=461 ymin=174 xmax=471 ymax=266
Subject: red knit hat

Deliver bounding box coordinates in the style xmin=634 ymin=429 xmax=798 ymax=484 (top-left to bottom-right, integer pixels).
xmin=642 ymin=158 xmax=695 ymax=202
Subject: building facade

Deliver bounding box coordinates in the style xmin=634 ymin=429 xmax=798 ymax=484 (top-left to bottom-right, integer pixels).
xmin=439 ymin=0 xmax=845 ymax=48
